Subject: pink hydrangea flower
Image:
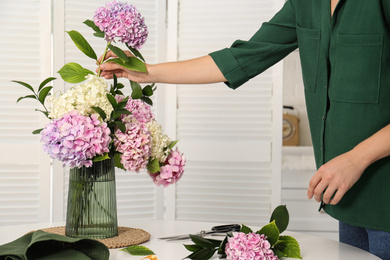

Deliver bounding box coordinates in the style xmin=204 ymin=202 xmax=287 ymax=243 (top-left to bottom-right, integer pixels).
xmin=94 ymin=0 xmax=148 ymax=49
xmin=40 ymin=110 xmax=111 ymax=168
xmin=116 ymin=95 xmax=154 ymax=124
xmin=225 ymin=232 xmax=279 ymax=260
xmin=114 ymin=122 xmax=151 ymax=172
xmin=149 ymin=148 xmax=186 ymax=187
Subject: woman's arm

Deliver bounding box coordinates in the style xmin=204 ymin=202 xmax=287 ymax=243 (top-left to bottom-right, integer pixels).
xmin=307 ymin=123 xmax=390 ymax=205
xmin=98 ymin=52 xmax=227 ymax=84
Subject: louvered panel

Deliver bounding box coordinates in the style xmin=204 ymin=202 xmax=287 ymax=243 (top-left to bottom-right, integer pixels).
xmin=0 ymin=0 xmax=51 ymax=226
xmin=0 ymin=0 xmax=43 ymax=143
xmin=176 ymin=161 xmax=273 ymax=225
xmin=176 ymin=0 xmax=279 ymax=225
xmin=0 ymin=164 xmax=40 ymax=225
xmin=61 ymin=0 xmax=162 ymax=222
xmin=116 ymin=171 xmax=158 ymax=219
xmin=178 ymin=0 xmax=275 ymax=57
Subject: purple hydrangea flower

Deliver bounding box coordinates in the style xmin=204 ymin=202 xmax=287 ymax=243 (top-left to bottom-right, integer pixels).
xmin=94 ymin=0 xmax=148 ymax=49
xmin=148 ymin=148 xmax=186 ymax=187
xmin=115 ymin=95 xmax=154 ymax=124
xmin=40 ymin=110 xmax=111 ymax=168
xmin=114 ymin=122 xmax=151 ymax=172
xmin=225 ymin=232 xmax=279 ymax=260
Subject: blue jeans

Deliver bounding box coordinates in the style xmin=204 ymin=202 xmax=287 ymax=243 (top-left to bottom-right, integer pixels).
xmin=339 ymin=221 xmax=390 ymax=259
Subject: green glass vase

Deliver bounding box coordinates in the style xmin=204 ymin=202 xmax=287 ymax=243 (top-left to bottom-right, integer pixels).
xmin=65 ymin=157 xmax=118 ymax=239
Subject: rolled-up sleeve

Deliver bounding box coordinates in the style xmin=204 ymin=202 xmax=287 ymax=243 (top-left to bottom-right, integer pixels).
xmin=210 ymin=0 xmax=298 ymax=89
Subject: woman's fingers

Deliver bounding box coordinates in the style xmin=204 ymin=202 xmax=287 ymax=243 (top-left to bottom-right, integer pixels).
xmin=100 ymin=69 xmax=127 ymax=79
xmin=307 ymin=173 xmax=321 ymax=200
xmin=307 ymin=151 xmax=366 ymax=206
xmin=98 ymin=50 xmax=115 ymax=64
xmin=98 ymin=50 xmax=134 ymax=64
xmin=99 ymin=62 xmax=126 ymax=73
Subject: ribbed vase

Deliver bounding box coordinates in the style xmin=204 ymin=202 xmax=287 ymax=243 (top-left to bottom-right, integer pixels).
xmin=65 ymin=157 xmax=118 ymax=239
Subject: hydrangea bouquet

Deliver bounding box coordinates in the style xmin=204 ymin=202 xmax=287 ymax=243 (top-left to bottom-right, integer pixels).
xmin=184 ymin=205 xmax=302 ymax=260
xmin=14 ymin=0 xmax=185 ymax=187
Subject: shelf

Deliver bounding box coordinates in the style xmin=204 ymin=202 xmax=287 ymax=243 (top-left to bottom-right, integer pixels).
xmin=282 ymin=146 xmax=314 ymax=155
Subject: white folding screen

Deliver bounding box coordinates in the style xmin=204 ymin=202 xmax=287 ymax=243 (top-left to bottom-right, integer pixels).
xmin=174 ymin=0 xmax=284 ymax=226
xmin=0 ymin=0 xmax=284 ymax=226
xmin=0 ymin=0 xmax=51 ymax=226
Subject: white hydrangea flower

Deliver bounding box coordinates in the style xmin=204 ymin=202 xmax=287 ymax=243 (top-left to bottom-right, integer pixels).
xmin=47 ymin=75 xmax=113 ymax=121
xmin=146 ymin=120 xmax=172 ymax=163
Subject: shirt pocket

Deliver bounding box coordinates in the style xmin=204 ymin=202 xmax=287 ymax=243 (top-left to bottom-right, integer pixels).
xmin=296 ymin=24 xmax=321 ymax=93
xmin=330 ymin=34 xmax=383 ymax=104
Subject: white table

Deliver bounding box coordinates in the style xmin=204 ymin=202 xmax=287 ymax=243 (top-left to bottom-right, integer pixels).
xmin=0 ymin=220 xmax=380 ymax=260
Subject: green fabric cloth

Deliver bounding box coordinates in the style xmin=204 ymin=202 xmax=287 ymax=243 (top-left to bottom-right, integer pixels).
xmin=0 ymin=230 xmax=109 ymax=260
xmin=210 ymin=0 xmax=390 ymax=232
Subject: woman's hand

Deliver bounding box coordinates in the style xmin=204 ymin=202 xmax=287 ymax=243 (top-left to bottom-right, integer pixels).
xmin=307 ymin=123 xmax=390 ymax=205
xmin=307 ymin=150 xmax=366 ymax=205
xmin=97 ymin=50 xmax=153 ymax=83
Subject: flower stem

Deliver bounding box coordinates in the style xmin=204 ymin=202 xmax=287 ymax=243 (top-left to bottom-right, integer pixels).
xmin=98 ymin=42 xmax=110 ymax=77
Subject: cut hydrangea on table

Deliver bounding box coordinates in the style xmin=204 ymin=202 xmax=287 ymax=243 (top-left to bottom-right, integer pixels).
xmin=14 ymin=0 xmax=185 ymax=186
xmin=184 ymin=205 xmax=302 ymax=260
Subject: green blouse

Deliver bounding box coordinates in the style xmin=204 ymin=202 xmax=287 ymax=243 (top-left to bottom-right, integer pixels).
xmin=210 ymin=0 xmax=390 ymax=232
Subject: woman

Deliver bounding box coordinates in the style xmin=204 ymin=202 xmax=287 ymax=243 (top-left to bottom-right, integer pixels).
xmin=98 ymin=0 xmax=390 ymax=258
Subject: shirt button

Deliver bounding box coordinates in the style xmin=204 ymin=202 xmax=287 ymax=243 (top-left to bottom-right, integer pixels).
xmin=322 ymin=115 xmax=326 ymax=120
xmin=325 ymin=85 xmax=328 ymax=89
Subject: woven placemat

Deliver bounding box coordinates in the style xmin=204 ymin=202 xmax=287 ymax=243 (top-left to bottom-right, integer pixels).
xmin=39 ymin=226 xmax=151 ymax=249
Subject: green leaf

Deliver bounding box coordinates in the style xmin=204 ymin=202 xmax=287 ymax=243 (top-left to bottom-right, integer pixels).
xmin=217 ymin=235 xmax=229 ymax=256
xmin=12 ymin=80 xmax=35 ymax=93
xmin=93 ymin=32 xmax=105 ymax=38
xmin=83 ymin=19 xmax=103 ymax=34
xmin=273 ymin=235 xmax=302 ymax=259
xmin=106 ymin=93 xmax=118 ymax=109
xmin=111 ymin=108 xmax=123 ymax=118
xmin=92 ymin=154 xmax=110 ymax=162
xmin=108 ymin=44 xmax=130 ymax=62
xmin=117 ymin=97 xmax=129 ymax=110
xmin=17 ymin=95 xmax=37 ymax=103
xmin=189 ymin=235 xmax=216 ymax=249
xmin=205 ymin=238 xmax=223 ymax=248
xmin=114 ymin=121 xmax=126 ymax=133
xmin=142 ymin=84 xmax=154 ymax=96
xmin=38 ymin=77 xmax=56 ymax=92
xmin=257 ymin=221 xmax=280 ymax=246
xmin=113 ymin=73 xmax=118 ymax=89
xmin=185 ymin=248 xmax=217 ymax=260
xmin=116 ymin=83 xmax=125 ymax=89
xmin=66 ymin=30 xmax=97 ymax=60
xmin=105 ymin=57 xmax=147 ymax=72
xmin=38 ymin=86 xmax=52 ymax=104
xmin=91 ymin=107 xmax=107 ymax=121
xmin=58 ymin=62 xmax=94 ymax=83
xmin=116 ymin=109 xmax=132 ymax=116
xmin=140 ymin=96 xmax=153 ymax=106
xmin=240 ymin=224 xmax=253 ymax=234
xmin=115 ymin=90 xmax=124 ymax=96
xmin=114 ymin=153 xmax=126 ymax=170
xmin=126 ymin=44 xmax=145 ymax=62
xmin=120 ymin=245 xmax=155 ymax=256
xmin=35 ymin=109 xmax=49 ymax=118
xmin=32 ymin=128 xmax=43 ymax=135
xmin=184 ymin=244 xmax=203 ymax=252
xmin=168 ymin=140 xmax=179 ymax=149
xmin=269 ymin=205 xmax=289 ymax=234
xmin=130 ymin=81 xmax=143 ymax=99
xmin=147 ymin=158 xmax=160 ymax=174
